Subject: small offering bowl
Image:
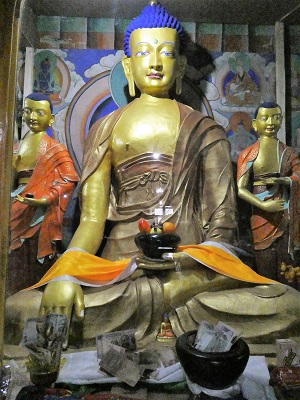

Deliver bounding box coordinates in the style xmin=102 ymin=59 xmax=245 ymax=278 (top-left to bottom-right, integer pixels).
xmin=134 ymin=233 xmax=181 ymax=260
xmin=176 ymin=330 xmax=250 ymax=390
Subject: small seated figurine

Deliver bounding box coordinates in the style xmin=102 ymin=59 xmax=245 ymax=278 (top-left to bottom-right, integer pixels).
xmin=156 ymin=313 xmax=175 ymax=343
xmin=5 ymin=3 xmax=300 ymax=350
xmin=237 ymin=102 xmax=300 ymax=287
xmin=8 ymin=93 xmax=78 ymax=295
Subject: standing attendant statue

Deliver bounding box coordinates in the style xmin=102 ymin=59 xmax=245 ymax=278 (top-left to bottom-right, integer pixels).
xmin=8 ymin=92 xmax=78 ymax=296
xmin=237 ymin=102 xmax=300 ymax=288
xmin=5 ymin=4 xmax=300 ymax=349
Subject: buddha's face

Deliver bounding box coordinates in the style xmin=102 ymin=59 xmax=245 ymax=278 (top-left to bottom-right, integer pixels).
xmin=252 ymin=106 xmax=282 ymax=138
xmin=126 ymin=27 xmax=184 ymax=97
xmin=23 ymin=98 xmax=54 ymax=133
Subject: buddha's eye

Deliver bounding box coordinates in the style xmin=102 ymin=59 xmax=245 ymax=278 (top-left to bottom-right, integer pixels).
xmin=135 ymin=51 xmax=149 ymax=57
xmin=161 ymin=51 xmax=175 ymax=58
xmin=23 ymin=108 xmax=30 ymax=114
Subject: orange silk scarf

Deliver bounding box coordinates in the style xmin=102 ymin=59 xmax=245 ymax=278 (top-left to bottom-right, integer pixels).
xmin=26 ymin=244 xmax=277 ymax=290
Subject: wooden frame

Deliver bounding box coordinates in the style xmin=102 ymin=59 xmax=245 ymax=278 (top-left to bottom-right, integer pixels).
xmin=0 ymin=0 xmax=21 ymax=365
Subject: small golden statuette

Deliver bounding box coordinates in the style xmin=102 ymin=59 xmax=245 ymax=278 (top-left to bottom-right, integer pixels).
xmin=156 ymin=312 xmax=176 ymax=344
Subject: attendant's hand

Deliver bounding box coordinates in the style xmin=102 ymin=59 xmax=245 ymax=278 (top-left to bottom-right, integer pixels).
xmin=39 ymin=281 xmax=85 ymax=348
xmin=15 ymin=194 xmax=47 ymax=206
xmin=261 ymin=177 xmax=290 ymax=186
xmin=261 ymin=199 xmax=285 ymax=213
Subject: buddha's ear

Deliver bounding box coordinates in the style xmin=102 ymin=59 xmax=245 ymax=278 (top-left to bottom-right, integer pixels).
xmin=176 ymin=55 xmax=187 ymax=96
xmin=122 ymin=56 xmax=136 ymax=97
xmin=252 ymin=118 xmax=257 ymax=132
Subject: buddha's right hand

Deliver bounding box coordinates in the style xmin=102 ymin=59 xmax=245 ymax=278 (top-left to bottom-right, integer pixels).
xmin=39 ymin=281 xmax=85 ymax=348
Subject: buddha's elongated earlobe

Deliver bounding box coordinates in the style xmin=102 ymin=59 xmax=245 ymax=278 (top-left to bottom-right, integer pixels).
xmin=127 ymin=77 xmax=136 ymax=97
xmin=176 ymin=74 xmax=183 ymax=96
xmin=122 ymin=56 xmax=136 ymax=97
xmin=176 ymin=55 xmax=187 ymax=96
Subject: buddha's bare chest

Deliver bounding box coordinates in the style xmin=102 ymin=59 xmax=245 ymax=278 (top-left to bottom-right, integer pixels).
xmin=111 ymin=107 xmax=179 ymax=166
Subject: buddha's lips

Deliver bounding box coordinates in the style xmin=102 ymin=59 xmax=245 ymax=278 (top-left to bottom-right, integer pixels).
xmin=148 ymin=72 xmax=163 ymax=79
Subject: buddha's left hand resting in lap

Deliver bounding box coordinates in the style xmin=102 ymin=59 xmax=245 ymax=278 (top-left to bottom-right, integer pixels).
xmin=5 ymin=1 xmax=300 ymax=349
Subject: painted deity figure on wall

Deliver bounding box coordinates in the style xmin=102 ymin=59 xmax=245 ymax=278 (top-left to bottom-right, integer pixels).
xmin=225 ymin=53 xmax=260 ymax=107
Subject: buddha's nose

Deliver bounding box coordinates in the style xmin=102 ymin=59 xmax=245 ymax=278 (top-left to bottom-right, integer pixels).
xmin=150 ymin=63 xmax=163 ymax=72
xmin=150 ymin=53 xmax=162 ymax=71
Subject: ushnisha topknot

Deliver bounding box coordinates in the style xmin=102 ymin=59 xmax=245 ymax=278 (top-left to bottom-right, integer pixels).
xmin=124 ymin=0 xmax=184 ymax=57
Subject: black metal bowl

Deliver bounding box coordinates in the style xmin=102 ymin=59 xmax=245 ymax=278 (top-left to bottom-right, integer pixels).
xmin=176 ymin=330 xmax=250 ymax=390
xmin=134 ymin=233 xmax=181 ymax=260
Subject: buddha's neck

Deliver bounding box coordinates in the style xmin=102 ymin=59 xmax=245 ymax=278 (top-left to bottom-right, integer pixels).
xmin=139 ymin=93 xmax=173 ymax=104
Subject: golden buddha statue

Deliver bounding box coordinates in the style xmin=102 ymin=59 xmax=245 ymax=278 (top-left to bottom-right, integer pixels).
xmin=237 ymin=102 xmax=300 ymax=288
xmin=5 ymin=3 xmax=300 ymax=350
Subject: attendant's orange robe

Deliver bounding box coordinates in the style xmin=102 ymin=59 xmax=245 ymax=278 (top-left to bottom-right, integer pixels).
xmin=10 ymin=134 xmax=79 ymax=260
xmin=237 ymin=140 xmax=300 ymax=253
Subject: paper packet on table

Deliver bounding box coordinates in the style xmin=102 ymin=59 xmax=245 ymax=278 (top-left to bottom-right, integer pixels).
xmin=276 ymin=339 xmax=299 ymax=367
xmin=97 ymin=330 xmax=172 ymax=387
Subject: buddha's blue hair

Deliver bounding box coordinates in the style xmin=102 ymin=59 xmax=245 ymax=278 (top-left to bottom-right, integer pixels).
xmin=124 ymin=1 xmax=183 ymax=57
xmin=26 ymin=92 xmax=53 ymax=113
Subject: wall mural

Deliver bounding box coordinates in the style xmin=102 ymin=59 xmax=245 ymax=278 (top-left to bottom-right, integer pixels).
xmin=291 ymin=55 xmax=300 ymax=156
xmin=191 ymin=51 xmax=276 ymax=162
xmin=291 ymin=54 xmax=300 ymax=111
